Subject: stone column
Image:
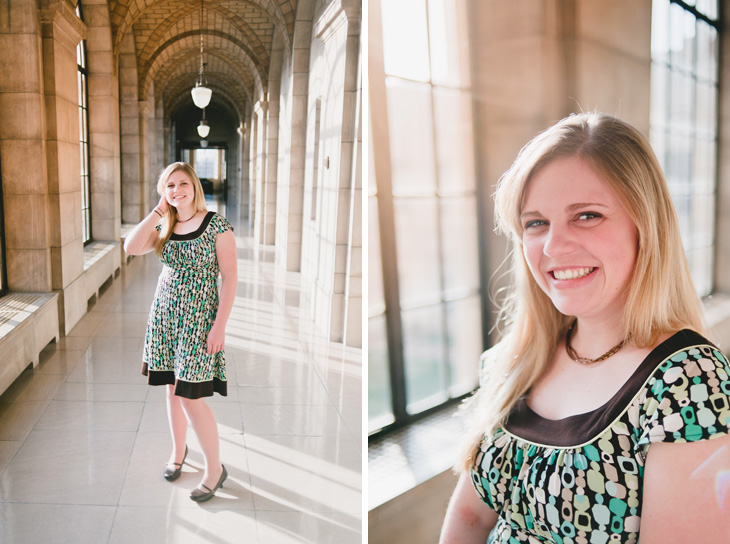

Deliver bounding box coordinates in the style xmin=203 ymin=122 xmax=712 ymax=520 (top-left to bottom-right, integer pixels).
xmin=41 ymin=1 xmax=87 ymax=332
xmin=138 ymin=100 xmax=152 ymax=212
xmin=315 ymin=0 xmax=361 ymax=345
xmin=252 ymin=101 xmax=267 ymax=241
xmin=85 ymin=0 xmax=120 ymax=241
xmin=119 ymin=33 xmax=143 ymax=222
xmin=155 ymin=98 xmax=165 ymax=174
xmin=340 ymin=1 xmax=362 ymax=348
xmin=285 ymin=12 xmax=314 ymax=272
xmin=263 ymin=33 xmax=284 ymax=246
xmin=0 ymin=0 xmax=53 ymax=292
xmin=240 ymin=117 xmax=250 ymax=223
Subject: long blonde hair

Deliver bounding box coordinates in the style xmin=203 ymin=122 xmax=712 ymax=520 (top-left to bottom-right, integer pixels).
xmin=154 ymin=162 xmax=208 ymax=256
xmin=457 ymin=112 xmax=707 ymax=472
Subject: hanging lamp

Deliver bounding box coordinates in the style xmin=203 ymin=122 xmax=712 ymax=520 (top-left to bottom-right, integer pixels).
xmin=191 ymin=0 xmax=211 ymax=108
xmin=197 ymin=108 xmax=210 ymax=138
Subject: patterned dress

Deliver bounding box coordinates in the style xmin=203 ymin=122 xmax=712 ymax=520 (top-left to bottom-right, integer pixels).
xmin=471 ymin=329 xmax=730 ymax=543
xmin=142 ymin=211 xmax=233 ymax=399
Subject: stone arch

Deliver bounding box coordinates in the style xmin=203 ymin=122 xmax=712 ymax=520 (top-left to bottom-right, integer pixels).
xmin=135 ymin=3 xmax=270 ymax=80
xmin=139 ymin=31 xmax=265 ymax=103
xmin=111 ymin=0 xmax=293 ymax=63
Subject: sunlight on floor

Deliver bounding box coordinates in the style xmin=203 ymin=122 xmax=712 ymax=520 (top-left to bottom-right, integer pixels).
xmin=0 ymin=231 xmax=362 ymax=543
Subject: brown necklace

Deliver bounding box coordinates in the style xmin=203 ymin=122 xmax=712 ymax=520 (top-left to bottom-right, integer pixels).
xmin=565 ymin=321 xmax=628 ymax=365
xmin=177 ymin=212 xmax=197 ymax=223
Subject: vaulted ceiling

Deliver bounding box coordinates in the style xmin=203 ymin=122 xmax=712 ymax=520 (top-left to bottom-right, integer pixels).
xmin=107 ymin=0 xmax=298 ymax=122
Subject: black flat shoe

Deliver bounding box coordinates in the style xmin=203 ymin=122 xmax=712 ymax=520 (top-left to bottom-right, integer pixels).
xmin=163 ymin=445 xmax=188 ymax=481
xmin=190 ymin=465 xmax=227 ymax=502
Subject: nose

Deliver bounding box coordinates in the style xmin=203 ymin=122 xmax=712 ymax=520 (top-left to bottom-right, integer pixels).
xmin=542 ymin=224 xmax=577 ymax=258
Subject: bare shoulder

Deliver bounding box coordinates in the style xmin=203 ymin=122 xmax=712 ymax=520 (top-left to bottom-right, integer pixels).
xmin=641 ymin=433 xmax=730 ymax=541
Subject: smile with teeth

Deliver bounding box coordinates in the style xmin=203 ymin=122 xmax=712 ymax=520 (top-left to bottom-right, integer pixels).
xmin=552 ymin=267 xmax=595 ymax=280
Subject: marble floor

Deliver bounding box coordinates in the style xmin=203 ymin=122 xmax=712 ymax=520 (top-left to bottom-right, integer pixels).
xmin=0 ymin=233 xmax=362 ymax=543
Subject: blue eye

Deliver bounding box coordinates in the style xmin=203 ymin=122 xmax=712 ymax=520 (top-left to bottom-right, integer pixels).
xmin=578 ymin=212 xmax=602 ymax=221
xmin=524 ymin=219 xmax=547 ymax=229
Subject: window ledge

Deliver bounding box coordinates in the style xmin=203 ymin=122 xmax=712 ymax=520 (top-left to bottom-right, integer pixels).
xmin=368 ymin=403 xmax=464 ymax=510
xmin=83 ymin=241 xmax=118 ymax=271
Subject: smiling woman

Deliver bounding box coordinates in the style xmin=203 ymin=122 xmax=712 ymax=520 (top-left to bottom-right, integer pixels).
xmin=439 ymin=112 xmax=730 ymax=543
xmin=123 ymin=161 xmax=237 ymax=503
xmin=521 ymin=156 xmax=639 ymax=327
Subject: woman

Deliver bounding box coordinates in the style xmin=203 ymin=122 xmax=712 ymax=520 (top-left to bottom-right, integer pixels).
xmin=440 ymin=113 xmax=730 ymax=543
xmin=123 ymin=162 xmax=237 ymax=503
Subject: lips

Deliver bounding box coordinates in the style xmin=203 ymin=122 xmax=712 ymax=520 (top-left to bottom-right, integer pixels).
xmin=550 ymin=267 xmax=596 ymax=281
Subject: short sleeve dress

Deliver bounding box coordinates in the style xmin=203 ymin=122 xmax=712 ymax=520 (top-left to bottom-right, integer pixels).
xmin=142 ymin=211 xmax=233 ymax=399
xmin=471 ymin=329 xmax=730 ymax=543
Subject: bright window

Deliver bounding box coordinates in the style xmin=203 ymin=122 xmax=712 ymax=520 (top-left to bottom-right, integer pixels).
xmin=650 ymin=0 xmax=719 ymax=296
xmin=77 ymin=4 xmax=91 ymax=244
xmin=195 ymin=149 xmax=220 ymax=179
xmin=369 ymin=0 xmax=482 ymax=434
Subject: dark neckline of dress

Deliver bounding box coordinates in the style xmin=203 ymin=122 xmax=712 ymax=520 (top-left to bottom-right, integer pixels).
xmin=503 ymin=328 xmax=712 ymax=447
xmin=169 ymin=211 xmax=215 ymax=241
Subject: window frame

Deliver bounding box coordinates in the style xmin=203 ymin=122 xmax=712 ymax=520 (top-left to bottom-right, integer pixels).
xmin=368 ymin=0 xmax=486 ymax=438
xmin=649 ymin=0 xmax=720 ymax=297
xmin=77 ymin=4 xmax=92 ymax=245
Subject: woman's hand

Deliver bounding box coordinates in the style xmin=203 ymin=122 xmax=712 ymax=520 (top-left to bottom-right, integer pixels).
xmin=206 ymin=322 xmax=225 ymax=354
xmin=156 ymin=195 xmax=168 ymax=214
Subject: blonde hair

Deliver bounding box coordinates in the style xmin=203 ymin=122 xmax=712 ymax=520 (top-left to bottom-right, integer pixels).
xmin=457 ymin=112 xmax=707 ymax=472
xmin=154 ymin=162 xmax=208 ymax=256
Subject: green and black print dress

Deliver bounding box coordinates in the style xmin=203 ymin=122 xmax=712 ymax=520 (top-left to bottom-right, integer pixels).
xmin=142 ymin=211 xmax=233 ymax=399
xmin=472 ymin=329 xmax=730 ymax=543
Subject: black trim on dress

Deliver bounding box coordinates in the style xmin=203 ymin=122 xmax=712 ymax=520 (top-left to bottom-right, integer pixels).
xmin=142 ymin=362 xmax=228 ymax=399
xmin=169 ymin=211 xmax=216 ymax=241
xmin=504 ymin=329 xmax=713 ymax=447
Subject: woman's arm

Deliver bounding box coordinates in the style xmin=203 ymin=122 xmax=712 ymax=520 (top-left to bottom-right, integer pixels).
xmin=123 ymin=196 xmax=166 ymax=255
xmin=640 ymin=432 xmax=730 ymax=542
xmin=206 ymin=229 xmax=237 ymax=354
xmin=439 ymin=472 xmax=498 ymax=544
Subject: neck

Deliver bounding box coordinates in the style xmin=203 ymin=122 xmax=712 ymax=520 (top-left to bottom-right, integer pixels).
xmin=176 ymin=206 xmax=197 ymax=222
xmin=569 ymin=313 xmax=626 ymax=355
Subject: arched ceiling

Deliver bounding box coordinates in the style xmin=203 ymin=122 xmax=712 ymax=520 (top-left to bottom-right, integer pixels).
xmin=108 ymin=0 xmax=297 ymax=122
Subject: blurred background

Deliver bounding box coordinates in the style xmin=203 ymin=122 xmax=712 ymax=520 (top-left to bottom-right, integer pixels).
xmin=367 ymin=1 xmax=730 ymax=542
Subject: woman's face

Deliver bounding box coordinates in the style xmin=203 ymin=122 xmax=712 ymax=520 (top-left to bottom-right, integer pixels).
xmin=164 ymin=170 xmax=196 ymax=209
xmin=520 ymin=155 xmax=638 ymax=324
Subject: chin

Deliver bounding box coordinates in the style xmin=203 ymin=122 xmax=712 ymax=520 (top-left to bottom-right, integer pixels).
xmin=548 ymin=298 xmax=588 ymax=318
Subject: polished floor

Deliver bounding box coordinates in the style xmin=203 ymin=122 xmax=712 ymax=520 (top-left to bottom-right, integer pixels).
xmin=0 ymin=231 xmax=362 ymax=543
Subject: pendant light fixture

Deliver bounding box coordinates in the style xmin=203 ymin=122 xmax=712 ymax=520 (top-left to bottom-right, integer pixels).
xmin=191 ymin=0 xmax=211 ymax=109
xmin=197 ymin=108 xmax=210 ymax=138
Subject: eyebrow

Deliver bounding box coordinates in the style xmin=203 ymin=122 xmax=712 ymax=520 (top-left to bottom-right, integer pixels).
xmin=520 ymin=202 xmax=609 ymax=219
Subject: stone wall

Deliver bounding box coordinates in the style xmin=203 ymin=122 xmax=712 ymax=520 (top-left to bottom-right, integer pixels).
xmin=0 ymin=0 xmax=122 ymax=335
xmin=0 ymin=0 xmax=362 ymax=348
xmin=468 ymin=0 xmax=652 ymax=336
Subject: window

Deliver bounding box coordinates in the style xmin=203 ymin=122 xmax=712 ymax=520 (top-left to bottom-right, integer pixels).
xmin=369 ymin=0 xmax=482 ymax=434
xmin=650 ymin=0 xmax=719 ymax=296
xmin=195 ymin=149 xmax=220 ymax=179
xmin=77 ymin=4 xmax=91 ymax=244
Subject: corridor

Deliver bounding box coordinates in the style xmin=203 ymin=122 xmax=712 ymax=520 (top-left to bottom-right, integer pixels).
xmin=0 ymin=227 xmax=362 ymax=543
